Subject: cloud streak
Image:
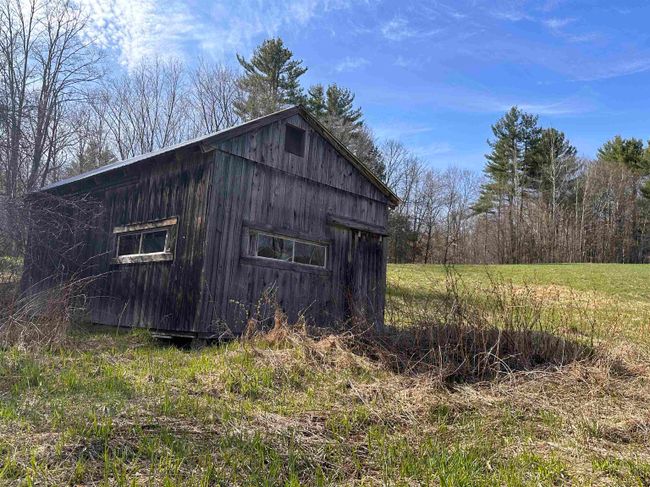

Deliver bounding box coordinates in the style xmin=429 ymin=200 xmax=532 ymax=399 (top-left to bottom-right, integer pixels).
xmin=364 ymin=83 xmax=593 ymax=116
xmin=381 ymin=17 xmax=416 ymax=41
xmin=373 ymin=121 xmax=435 ymax=140
xmin=79 ymin=0 xmax=360 ymax=69
xmin=334 ymin=56 xmax=370 ymax=72
xmin=543 ymin=17 xmax=574 ymax=30
xmin=380 ymin=16 xmax=441 ymax=41
xmin=573 ymin=58 xmax=650 ymax=81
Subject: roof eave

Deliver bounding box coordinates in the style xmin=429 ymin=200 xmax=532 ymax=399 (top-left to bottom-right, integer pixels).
xmin=38 ymin=105 xmax=401 ymax=207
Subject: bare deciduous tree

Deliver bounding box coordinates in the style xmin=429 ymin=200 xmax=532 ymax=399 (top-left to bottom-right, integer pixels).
xmin=188 ymin=59 xmax=241 ymax=135
xmin=93 ymin=58 xmax=189 ymax=159
xmin=0 ymin=0 xmax=100 ymax=197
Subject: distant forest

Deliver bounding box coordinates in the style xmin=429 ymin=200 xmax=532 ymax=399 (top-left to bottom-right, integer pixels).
xmin=1 ymin=0 xmax=649 ymax=264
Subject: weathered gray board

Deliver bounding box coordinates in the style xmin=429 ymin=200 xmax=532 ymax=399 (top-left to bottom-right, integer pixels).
xmin=23 ymin=108 xmax=394 ymax=336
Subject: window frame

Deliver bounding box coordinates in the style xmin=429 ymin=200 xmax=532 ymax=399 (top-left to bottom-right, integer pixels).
xmin=116 ymin=228 xmax=169 ymax=258
xmin=112 ymin=217 xmax=178 ymax=265
xmin=249 ymin=230 xmax=327 ymax=269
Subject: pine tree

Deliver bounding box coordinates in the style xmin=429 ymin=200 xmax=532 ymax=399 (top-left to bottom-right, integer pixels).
xmin=598 ymin=136 xmax=650 ymax=260
xmin=235 ymin=38 xmax=307 ymax=120
xmin=325 ymin=84 xmax=363 ymax=129
xmin=598 ymin=136 xmax=650 ymax=200
xmin=306 ymin=83 xmax=385 ymax=179
xmin=305 ymin=84 xmax=326 ymax=118
xmin=476 ymin=107 xmax=541 ymax=262
xmin=307 ymin=83 xmax=362 ymax=135
xmin=479 ymin=107 xmax=541 ymax=210
xmin=597 ymin=136 xmax=650 ymax=173
xmin=528 ymin=128 xmax=578 ymax=203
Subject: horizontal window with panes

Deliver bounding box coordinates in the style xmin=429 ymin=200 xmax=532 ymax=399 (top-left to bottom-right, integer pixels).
xmin=116 ymin=228 xmax=169 ymax=257
xmin=249 ymin=231 xmax=326 ymax=268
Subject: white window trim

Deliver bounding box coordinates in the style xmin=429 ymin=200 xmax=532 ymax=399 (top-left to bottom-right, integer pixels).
xmin=116 ymin=228 xmax=170 ymax=258
xmin=251 ymin=231 xmax=327 ymax=269
xmin=113 ymin=216 xmax=178 ymax=234
xmin=112 ymin=217 xmax=178 ymax=264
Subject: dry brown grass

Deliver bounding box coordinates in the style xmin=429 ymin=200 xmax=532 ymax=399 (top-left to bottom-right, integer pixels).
xmin=0 ymin=278 xmax=92 ymax=350
xmin=1 ymin=314 xmax=648 ymax=484
xmin=1 ymin=266 xmax=649 ymax=484
xmin=234 ymin=313 xmax=650 ymax=484
xmin=214 ymin=278 xmax=650 ymax=482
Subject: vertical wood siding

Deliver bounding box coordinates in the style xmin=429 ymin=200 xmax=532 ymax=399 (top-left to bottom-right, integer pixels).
xmin=92 ymin=152 xmax=213 ymax=332
xmin=24 ymin=113 xmax=391 ymax=335
xmin=24 ymin=151 xmax=214 ymax=334
xmin=198 ymin=114 xmax=390 ymax=333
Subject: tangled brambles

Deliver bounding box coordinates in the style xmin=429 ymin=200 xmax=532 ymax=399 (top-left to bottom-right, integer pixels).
xmin=244 ymin=270 xmax=601 ymax=383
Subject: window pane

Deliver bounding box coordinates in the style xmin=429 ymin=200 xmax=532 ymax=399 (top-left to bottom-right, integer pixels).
xmin=142 ymin=230 xmax=167 ymax=254
xmin=294 ymin=241 xmax=326 ymax=267
xmin=256 ymin=234 xmax=293 ymax=261
xmin=117 ymin=234 xmax=140 ymax=256
xmin=249 ymin=232 xmax=258 ymax=255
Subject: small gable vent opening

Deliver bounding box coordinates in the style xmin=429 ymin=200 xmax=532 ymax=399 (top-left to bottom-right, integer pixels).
xmin=284 ymin=124 xmax=306 ymax=157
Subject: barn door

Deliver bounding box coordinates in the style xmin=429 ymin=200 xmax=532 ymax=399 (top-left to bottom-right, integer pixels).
xmin=347 ymin=230 xmax=385 ymax=328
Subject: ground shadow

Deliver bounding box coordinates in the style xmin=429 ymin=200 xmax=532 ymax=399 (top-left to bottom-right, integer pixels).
xmin=333 ymin=321 xmax=594 ymax=383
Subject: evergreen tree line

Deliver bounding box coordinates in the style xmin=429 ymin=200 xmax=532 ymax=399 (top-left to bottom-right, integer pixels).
xmin=389 ymin=108 xmax=650 ymax=264
xmin=1 ymin=0 xmax=648 ymax=263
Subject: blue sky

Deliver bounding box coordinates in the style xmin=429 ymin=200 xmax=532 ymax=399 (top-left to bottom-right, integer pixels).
xmin=82 ymin=0 xmax=650 ymax=172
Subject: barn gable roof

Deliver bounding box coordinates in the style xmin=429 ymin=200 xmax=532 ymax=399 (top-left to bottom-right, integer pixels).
xmin=41 ymin=106 xmax=400 ymax=205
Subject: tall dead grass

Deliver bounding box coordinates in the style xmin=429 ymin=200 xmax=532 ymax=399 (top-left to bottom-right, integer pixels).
xmin=247 ymin=269 xmax=603 ymax=382
xmin=0 ymin=277 xmax=92 ymax=350
xmin=0 ymin=264 xmax=621 ymax=381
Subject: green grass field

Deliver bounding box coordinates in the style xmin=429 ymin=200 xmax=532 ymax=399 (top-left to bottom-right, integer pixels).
xmin=1 ymin=264 xmax=649 ymax=485
xmin=390 ymin=263 xmax=650 ymax=302
xmin=388 ymin=263 xmax=650 ymax=346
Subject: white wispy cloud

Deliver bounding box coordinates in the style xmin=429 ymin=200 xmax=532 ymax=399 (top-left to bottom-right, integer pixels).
xmin=425 ymin=2 xmax=467 ymax=20
xmin=463 ymin=94 xmax=590 ymax=116
xmin=487 ymin=0 xmax=569 ymax=22
xmin=488 ymin=0 xmax=533 ymax=23
xmin=394 ymin=55 xmax=421 ymax=69
xmin=365 ymin=83 xmax=593 ymax=116
xmin=413 ymin=141 xmax=453 ymax=158
xmin=78 ymin=0 xmax=360 ymax=70
xmin=541 ymin=16 xmax=599 ymax=43
xmin=574 ymin=58 xmax=650 ymax=81
xmin=374 ymin=121 xmax=435 ymax=140
xmin=543 ymin=17 xmax=574 ymax=30
xmin=334 ymin=56 xmax=369 ymax=72
xmin=511 ymin=100 xmax=585 ymax=116
xmin=452 ymin=89 xmax=593 ymax=115
xmin=492 ymin=10 xmax=531 ymax=22
xmin=566 ymin=32 xmax=600 ymax=43
xmin=540 ymin=0 xmax=567 ymax=12
xmin=381 ymin=17 xmax=416 ymax=41
xmin=381 ymin=16 xmax=441 ymax=41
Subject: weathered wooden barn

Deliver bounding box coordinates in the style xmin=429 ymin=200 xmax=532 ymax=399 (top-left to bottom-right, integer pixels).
xmin=22 ymin=106 xmax=399 ymax=337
